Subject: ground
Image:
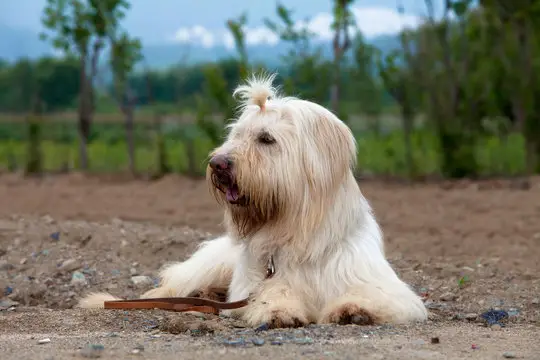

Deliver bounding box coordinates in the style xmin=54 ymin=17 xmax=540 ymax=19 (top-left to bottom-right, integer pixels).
xmin=0 ymin=173 xmax=539 ymax=359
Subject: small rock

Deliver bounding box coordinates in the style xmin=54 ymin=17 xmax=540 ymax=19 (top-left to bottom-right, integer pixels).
xmin=502 ymin=352 xmax=516 ymax=358
xmin=0 ymin=260 xmax=15 ymax=271
xmin=19 ymin=258 xmax=27 ymax=265
xmin=251 ymin=338 xmax=265 ymax=346
xmin=80 ymin=344 xmax=104 ymax=358
xmin=293 ymin=337 xmax=314 ymax=345
xmin=255 ymin=323 xmax=269 ymax=332
xmin=440 ymin=292 xmax=457 ymax=301
xmin=0 ymin=299 xmax=19 ymax=309
xmin=430 ymin=337 xmax=440 ymax=344
xmin=71 ymin=271 xmax=87 ymax=286
xmin=465 ymin=313 xmax=478 ymax=321
xmin=38 ymin=338 xmax=51 ymax=344
xmin=491 ymin=324 xmax=502 ymax=331
xmin=223 ymin=338 xmax=245 ymax=347
xmin=59 ymin=259 xmax=82 ymax=272
xmin=130 ymin=276 xmax=153 ymax=287
xmin=42 ymin=215 xmax=55 ymax=224
xmin=532 ymin=298 xmax=539 ymax=305
xmin=481 ymin=309 xmax=509 ymax=326
xmin=130 ymin=268 xmax=138 ymax=276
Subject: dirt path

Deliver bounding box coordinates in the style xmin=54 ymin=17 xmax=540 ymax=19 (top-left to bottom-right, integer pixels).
xmin=0 ymin=174 xmax=539 ymax=359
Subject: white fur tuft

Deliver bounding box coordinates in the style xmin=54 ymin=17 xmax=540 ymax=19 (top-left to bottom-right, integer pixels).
xmin=233 ymin=72 xmax=278 ymax=110
xmin=76 ymin=292 xmax=122 ymax=309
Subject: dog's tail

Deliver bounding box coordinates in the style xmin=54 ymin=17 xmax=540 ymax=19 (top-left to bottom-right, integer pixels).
xmin=76 ymin=292 xmax=123 ymax=309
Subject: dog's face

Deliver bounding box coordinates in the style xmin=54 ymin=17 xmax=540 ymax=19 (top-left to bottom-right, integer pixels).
xmin=206 ymin=76 xmax=357 ymax=238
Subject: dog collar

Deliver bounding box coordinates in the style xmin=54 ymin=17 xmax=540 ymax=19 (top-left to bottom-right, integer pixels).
xmin=266 ymin=255 xmax=275 ymax=279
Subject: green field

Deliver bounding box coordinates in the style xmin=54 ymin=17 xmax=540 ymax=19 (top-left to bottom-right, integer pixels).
xmin=0 ymin=119 xmax=527 ymax=177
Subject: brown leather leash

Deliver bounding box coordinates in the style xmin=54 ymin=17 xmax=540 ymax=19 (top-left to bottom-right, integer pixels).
xmin=103 ymin=256 xmax=275 ymax=315
xmin=104 ymin=295 xmax=249 ymax=315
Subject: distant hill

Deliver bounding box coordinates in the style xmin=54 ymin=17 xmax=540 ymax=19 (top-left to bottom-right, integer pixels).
xmin=0 ymin=24 xmax=402 ymax=69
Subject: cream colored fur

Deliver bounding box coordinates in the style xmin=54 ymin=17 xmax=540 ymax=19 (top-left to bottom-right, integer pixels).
xmin=77 ymin=73 xmax=428 ymax=328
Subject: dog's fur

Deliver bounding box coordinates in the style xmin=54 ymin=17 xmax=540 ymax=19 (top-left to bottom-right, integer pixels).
xmin=77 ymin=73 xmax=428 ymax=327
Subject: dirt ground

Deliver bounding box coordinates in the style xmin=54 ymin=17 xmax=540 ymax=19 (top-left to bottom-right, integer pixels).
xmin=0 ymin=172 xmax=539 ymax=359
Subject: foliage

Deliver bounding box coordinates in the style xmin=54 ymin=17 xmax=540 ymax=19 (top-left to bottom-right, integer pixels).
xmin=1 ymin=1 xmax=540 ymax=178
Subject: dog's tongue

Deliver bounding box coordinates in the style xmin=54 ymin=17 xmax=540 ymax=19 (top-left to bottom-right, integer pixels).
xmin=226 ymin=185 xmax=239 ymax=202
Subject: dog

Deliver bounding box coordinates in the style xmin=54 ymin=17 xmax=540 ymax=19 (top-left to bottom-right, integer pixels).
xmin=77 ymin=73 xmax=428 ymax=328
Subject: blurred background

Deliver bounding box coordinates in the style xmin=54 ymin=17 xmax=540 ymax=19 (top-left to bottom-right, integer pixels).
xmin=0 ymin=0 xmax=536 ymax=179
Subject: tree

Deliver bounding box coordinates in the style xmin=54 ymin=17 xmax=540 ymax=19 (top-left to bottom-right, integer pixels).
xmin=330 ymin=0 xmax=355 ymax=119
xmin=352 ymin=32 xmax=384 ymax=133
xmin=264 ymin=3 xmax=332 ymax=103
xmin=40 ymin=0 xmax=133 ymax=170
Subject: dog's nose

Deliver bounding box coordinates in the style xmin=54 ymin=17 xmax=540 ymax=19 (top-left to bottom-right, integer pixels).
xmin=209 ymin=154 xmax=231 ymax=171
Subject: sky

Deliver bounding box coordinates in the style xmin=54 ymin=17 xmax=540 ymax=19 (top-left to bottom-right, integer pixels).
xmin=0 ymin=0 xmax=450 ymax=48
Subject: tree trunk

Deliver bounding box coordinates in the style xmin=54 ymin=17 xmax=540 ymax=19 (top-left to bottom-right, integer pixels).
xmin=401 ymin=106 xmax=415 ymax=179
xmin=123 ymin=88 xmax=136 ymax=175
xmin=123 ymin=108 xmax=135 ymax=175
xmin=78 ymin=54 xmax=90 ymax=170
xmin=153 ymin=113 xmax=170 ymax=176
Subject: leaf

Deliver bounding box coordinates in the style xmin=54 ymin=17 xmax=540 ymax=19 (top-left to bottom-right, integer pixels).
xmin=450 ymin=0 xmax=471 ymax=17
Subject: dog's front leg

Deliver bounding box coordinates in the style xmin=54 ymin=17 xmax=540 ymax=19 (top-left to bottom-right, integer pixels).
xmin=318 ymin=281 xmax=428 ymax=325
xmin=240 ymin=277 xmax=313 ymax=329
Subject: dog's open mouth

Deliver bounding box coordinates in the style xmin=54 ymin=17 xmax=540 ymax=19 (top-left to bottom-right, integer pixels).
xmin=212 ymin=173 xmax=247 ymax=206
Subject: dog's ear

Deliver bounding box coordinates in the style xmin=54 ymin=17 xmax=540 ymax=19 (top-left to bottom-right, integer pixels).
xmin=312 ymin=110 xmax=357 ymax=174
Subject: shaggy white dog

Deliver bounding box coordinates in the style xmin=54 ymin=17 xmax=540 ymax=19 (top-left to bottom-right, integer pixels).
xmin=78 ymin=73 xmax=428 ymax=328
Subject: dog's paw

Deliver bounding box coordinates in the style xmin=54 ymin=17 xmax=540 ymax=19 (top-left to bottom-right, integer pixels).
xmin=321 ymin=303 xmax=376 ymax=326
xmin=245 ymin=306 xmax=309 ymax=329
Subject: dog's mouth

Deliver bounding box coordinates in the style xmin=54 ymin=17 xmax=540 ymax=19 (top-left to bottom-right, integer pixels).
xmin=211 ymin=172 xmax=247 ymax=206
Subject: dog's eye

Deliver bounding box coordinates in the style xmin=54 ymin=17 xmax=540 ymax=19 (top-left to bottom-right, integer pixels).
xmin=258 ymin=132 xmax=276 ymax=145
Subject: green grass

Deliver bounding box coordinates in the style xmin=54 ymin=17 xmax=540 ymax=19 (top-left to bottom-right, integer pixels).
xmin=0 ymin=127 xmax=528 ymax=177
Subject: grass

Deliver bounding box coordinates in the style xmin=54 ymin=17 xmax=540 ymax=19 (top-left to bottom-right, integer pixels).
xmin=0 ymin=124 xmax=528 ymax=177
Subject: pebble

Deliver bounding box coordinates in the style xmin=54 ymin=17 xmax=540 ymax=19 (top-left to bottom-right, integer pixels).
xmin=130 ymin=268 xmax=138 ymax=275
xmin=491 ymin=324 xmax=502 ymax=331
xmin=532 ymin=298 xmax=539 ymax=305
xmin=480 ymin=310 xmax=508 ymax=326
xmin=71 ymin=271 xmax=87 ymax=286
xmin=502 ymin=352 xmax=516 ymax=358
xmin=465 ymin=313 xmax=478 ymax=321
xmin=80 ymin=344 xmax=104 ymax=358
xmin=59 ymin=259 xmax=82 ymax=272
xmin=251 ymin=338 xmax=265 ymax=346
xmin=38 ymin=338 xmax=51 ymax=344
xmin=131 ymin=276 xmax=153 ymax=287
xmin=20 ymin=258 xmax=27 ymax=265
xmin=223 ymin=338 xmax=245 ymax=347
xmin=255 ymin=323 xmax=269 ymax=332
xmin=430 ymin=337 xmax=440 ymax=344
xmin=439 ymin=292 xmax=457 ymax=301
xmin=0 ymin=260 xmax=15 ymax=271
xmin=293 ymin=337 xmax=314 ymax=345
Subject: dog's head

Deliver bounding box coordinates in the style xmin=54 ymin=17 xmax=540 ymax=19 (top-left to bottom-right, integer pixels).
xmin=206 ymin=73 xmax=357 ymax=238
